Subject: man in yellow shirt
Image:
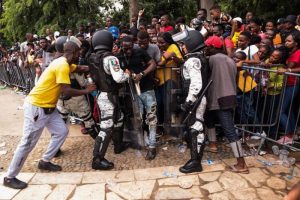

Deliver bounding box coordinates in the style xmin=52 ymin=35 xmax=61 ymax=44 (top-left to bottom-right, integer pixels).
xmin=3 ymin=37 xmax=96 ymax=189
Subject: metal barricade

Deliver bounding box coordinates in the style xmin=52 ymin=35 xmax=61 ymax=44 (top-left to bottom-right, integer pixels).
xmin=0 ymin=61 xmax=36 ymax=94
xmin=0 ymin=61 xmax=11 ymax=85
xmin=235 ymin=65 xmax=300 ymax=151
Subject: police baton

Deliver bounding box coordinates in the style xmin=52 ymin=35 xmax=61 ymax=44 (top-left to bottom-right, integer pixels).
xmin=183 ymin=79 xmax=213 ymax=124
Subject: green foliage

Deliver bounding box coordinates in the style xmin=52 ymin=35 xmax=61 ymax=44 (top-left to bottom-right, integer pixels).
xmin=215 ymin=0 xmax=300 ymax=22
xmin=111 ymin=0 xmax=199 ymax=27
xmin=0 ymin=0 xmax=106 ymax=42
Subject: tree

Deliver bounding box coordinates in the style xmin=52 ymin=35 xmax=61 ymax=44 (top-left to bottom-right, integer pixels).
xmin=0 ymin=0 xmax=107 ymax=41
xmin=215 ymin=0 xmax=299 ymax=21
xmin=129 ymin=0 xmax=138 ymax=23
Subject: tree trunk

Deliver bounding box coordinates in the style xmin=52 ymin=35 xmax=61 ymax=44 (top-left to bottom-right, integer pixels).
xmin=199 ymin=0 xmax=214 ymax=20
xmin=129 ymin=0 xmax=138 ymax=24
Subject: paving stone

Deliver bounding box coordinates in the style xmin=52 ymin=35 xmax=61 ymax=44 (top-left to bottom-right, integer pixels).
xmin=200 ymin=181 xmax=223 ymax=193
xmin=202 ymin=163 xmax=225 ymax=172
xmin=267 ymin=165 xmax=290 ymax=175
xmin=46 ymin=184 xmax=76 ymax=200
xmin=198 ymin=172 xmax=221 ymax=182
xmin=257 ymin=188 xmax=283 ymax=200
xmin=82 ymin=170 xmax=134 ymax=184
xmin=70 ymin=184 xmax=105 ymax=200
xmin=30 ymin=172 xmax=82 ymax=184
xmin=157 ymin=175 xmax=200 ymax=186
xmin=231 ymin=188 xmax=258 ymax=200
xmin=266 ymin=177 xmax=286 ymax=190
xmin=106 ymin=192 xmax=124 ymax=200
xmin=108 ymin=180 xmax=156 ymax=199
xmin=155 ymin=186 xmax=203 ymax=199
xmin=240 ymin=168 xmax=269 ymax=187
xmin=0 ymin=173 xmax=35 ymax=200
xmin=134 ymin=166 xmax=183 ymax=181
xmin=219 ymin=171 xmax=248 ymax=190
xmin=12 ymin=185 xmax=52 ymax=200
xmin=208 ymin=191 xmax=235 ymax=200
xmin=284 ymin=175 xmax=300 ymax=190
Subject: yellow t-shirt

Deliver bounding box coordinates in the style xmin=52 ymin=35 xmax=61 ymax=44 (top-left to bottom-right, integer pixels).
xmin=232 ymin=31 xmax=240 ymax=48
xmin=155 ymin=44 xmax=183 ymax=85
xmin=27 ymin=57 xmax=77 ymax=108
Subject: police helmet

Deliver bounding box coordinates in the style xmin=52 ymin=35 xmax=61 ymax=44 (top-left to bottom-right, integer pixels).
xmin=190 ymin=18 xmax=203 ymax=29
xmin=172 ymin=30 xmax=205 ymax=53
xmin=55 ymin=36 xmax=68 ymax=53
xmin=92 ymin=30 xmax=113 ymax=51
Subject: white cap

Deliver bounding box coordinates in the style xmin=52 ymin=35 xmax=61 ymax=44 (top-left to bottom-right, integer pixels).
xmin=233 ymin=17 xmax=243 ymax=23
xmin=69 ymin=36 xmax=82 ymax=48
xmin=54 ymin=31 xmax=60 ymax=38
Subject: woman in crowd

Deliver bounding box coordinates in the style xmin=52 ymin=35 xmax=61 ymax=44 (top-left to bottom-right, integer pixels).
xmin=277 ymin=32 xmax=300 ymax=144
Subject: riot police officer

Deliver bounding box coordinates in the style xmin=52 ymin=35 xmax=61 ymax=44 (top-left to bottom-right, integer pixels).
xmin=173 ymin=30 xmax=208 ymax=173
xmin=89 ymin=30 xmax=130 ymax=170
xmin=55 ymin=36 xmax=99 ymax=140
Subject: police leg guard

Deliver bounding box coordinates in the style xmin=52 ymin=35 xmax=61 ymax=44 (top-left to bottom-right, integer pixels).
xmin=86 ymin=124 xmax=99 ymax=139
xmin=179 ymin=129 xmax=205 ymax=173
xmin=112 ymin=127 xmax=131 ymax=154
xmin=92 ymin=128 xmax=114 ymax=170
xmin=230 ymin=140 xmax=244 ymax=158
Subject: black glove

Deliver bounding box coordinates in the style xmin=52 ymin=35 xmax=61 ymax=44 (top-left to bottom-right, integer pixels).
xmin=180 ymin=101 xmax=193 ymax=113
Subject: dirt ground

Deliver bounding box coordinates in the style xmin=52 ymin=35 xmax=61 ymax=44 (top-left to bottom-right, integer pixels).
xmin=0 ymin=87 xmax=83 ymax=137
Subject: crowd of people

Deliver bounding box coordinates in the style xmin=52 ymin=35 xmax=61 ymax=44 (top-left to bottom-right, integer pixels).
xmin=1 ymin=5 xmax=300 ymax=193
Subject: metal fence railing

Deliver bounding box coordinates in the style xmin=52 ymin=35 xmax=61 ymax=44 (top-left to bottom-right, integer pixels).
xmin=0 ymin=61 xmax=35 ymax=93
xmin=235 ymin=65 xmax=300 ymax=151
xmin=158 ymin=64 xmax=300 ymax=151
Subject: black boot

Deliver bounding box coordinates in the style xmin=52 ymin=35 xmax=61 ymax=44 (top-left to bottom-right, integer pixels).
xmin=179 ymin=129 xmax=204 ymax=173
xmin=92 ymin=157 xmax=114 ymax=170
xmin=112 ymin=127 xmax=131 ymax=154
xmin=145 ymin=148 xmax=156 ymax=160
xmin=92 ymin=129 xmax=114 ymax=170
xmin=86 ymin=125 xmax=99 ymax=139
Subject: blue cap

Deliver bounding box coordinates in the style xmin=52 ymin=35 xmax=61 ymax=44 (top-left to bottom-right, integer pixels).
xmin=108 ymin=26 xmax=119 ymax=39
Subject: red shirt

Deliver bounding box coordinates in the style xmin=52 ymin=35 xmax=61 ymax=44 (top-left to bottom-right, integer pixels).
xmin=160 ymin=25 xmax=174 ymax=33
xmin=224 ymin=38 xmax=234 ymax=48
xmin=286 ymin=49 xmax=300 ymax=86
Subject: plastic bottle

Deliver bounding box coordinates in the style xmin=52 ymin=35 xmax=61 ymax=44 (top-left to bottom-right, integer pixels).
xmin=86 ymin=74 xmax=98 ymax=97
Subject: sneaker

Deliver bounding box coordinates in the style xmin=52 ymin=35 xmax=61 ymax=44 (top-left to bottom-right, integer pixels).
xmin=38 ymin=160 xmax=62 ymax=171
xmin=277 ymin=136 xmax=294 ymax=145
xmin=3 ymin=177 xmax=27 ymax=189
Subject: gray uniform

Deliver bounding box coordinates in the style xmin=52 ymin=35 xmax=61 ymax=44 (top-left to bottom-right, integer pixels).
xmin=56 ymin=73 xmax=95 ymax=129
xmin=97 ymin=56 xmax=129 ymax=132
xmin=183 ymin=57 xmax=207 ymax=133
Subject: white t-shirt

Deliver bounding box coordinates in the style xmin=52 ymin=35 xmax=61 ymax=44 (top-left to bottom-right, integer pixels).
xmin=236 ymin=45 xmax=258 ymax=60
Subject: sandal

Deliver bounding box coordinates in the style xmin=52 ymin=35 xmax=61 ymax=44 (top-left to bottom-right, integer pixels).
xmin=226 ymin=165 xmax=249 ymax=174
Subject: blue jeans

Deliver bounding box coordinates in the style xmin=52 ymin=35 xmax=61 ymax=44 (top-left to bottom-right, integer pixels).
xmin=236 ymin=92 xmax=260 ymax=125
xmin=138 ymin=90 xmax=157 ymax=148
xmin=280 ymin=84 xmax=299 ymax=134
xmin=206 ymin=109 xmax=239 ymax=143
